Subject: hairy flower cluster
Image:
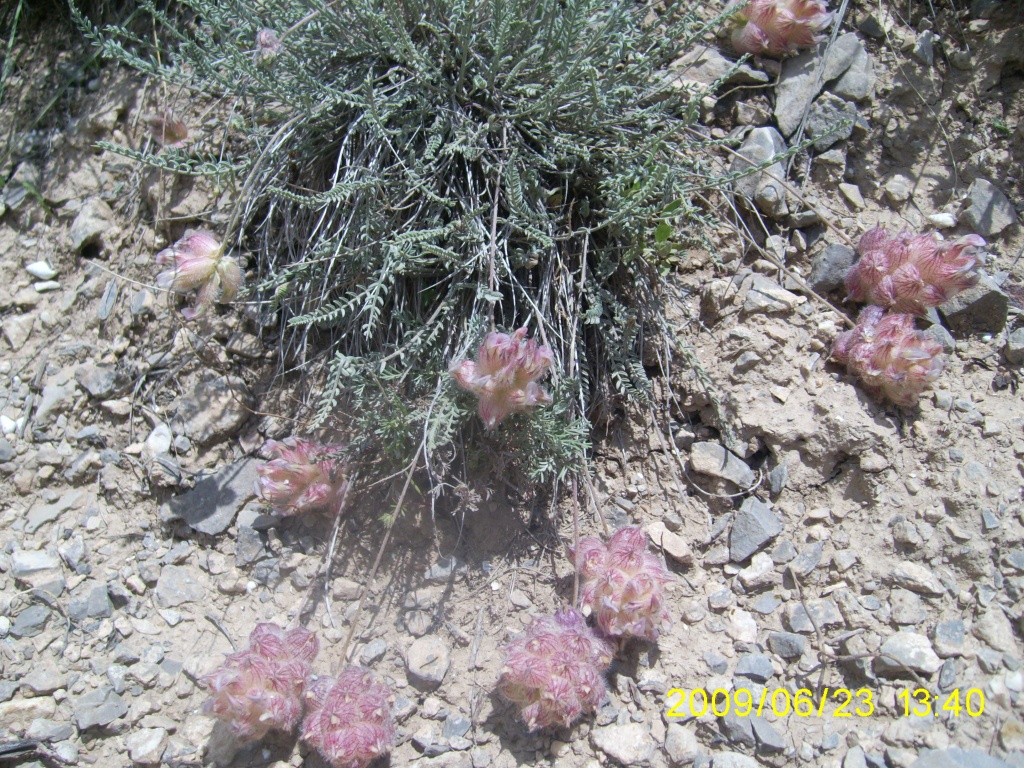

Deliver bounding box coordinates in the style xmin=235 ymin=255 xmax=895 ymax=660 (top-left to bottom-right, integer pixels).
xmin=301 ymin=667 xmax=395 ymax=768
xmin=572 ymin=526 xmax=673 ymax=641
xmin=255 ymin=28 xmax=283 ymax=67
xmin=147 ymin=111 xmax=190 ymax=148
xmin=729 ymin=0 xmax=833 ymax=57
xmin=845 ymin=228 xmax=985 ymax=315
xmin=832 ymin=306 xmax=945 ymax=406
xmin=201 ymin=623 xmax=319 ymax=741
xmin=255 ymin=438 xmax=348 ymax=516
xmin=155 ymin=231 xmax=242 ymax=319
xmin=498 ymin=608 xmax=612 ymax=731
xmin=451 ymin=327 xmax=554 ymax=430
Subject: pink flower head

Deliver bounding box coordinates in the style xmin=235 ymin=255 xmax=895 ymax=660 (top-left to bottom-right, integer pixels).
xmin=155 ymin=231 xmax=243 ymax=319
xmin=498 ymin=608 xmax=612 ymax=731
xmin=832 ymin=305 xmax=945 ymax=406
xmin=571 ymin=526 xmax=673 ymax=641
xmin=255 ymin=438 xmax=348 ymax=516
xmin=845 ymin=228 xmax=984 ymax=316
xmin=147 ymin=111 xmax=190 ymax=149
xmin=451 ymin=327 xmax=554 ymax=429
xmin=729 ymin=0 xmax=833 ymax=57
xmin=255 ymin=28 xmax=283 ymax=66
xmin=200 ymin=623 xmax=319 ymax=741
xmin=300 ymin=666 xmax=395 ymax=768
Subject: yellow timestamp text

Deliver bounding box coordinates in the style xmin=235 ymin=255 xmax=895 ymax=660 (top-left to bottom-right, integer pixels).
xmin=664 ymin=687 xmax=985 ymax=719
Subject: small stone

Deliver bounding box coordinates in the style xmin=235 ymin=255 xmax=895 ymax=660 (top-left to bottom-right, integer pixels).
xmin=647 ymin=521 xmax=693 ymax=566
xmin=735 ymin=653 xmax=774 ymax=683
xmin=1005 ymin=328 xmax=1024 ymax=365
xmin=0 ymin=697 xmax=57 ymax=730
xmin=11 ymin=605 xmax=50 ymax=638
xmin=932 ymin=620 xmax=966 ymax=658
xmin=68 ymin=580 xmax=113 ymax=621
xmin=876 ymin=632 xmax=942 ymax=675
xmin=884 ymin=174 xmax=914 ymax=207
xmin=890 ymin=589 xmax=927 ymax=626
xmin=768 ymin=631 xmax=805 ymax=659
xmin=3 ymin=313 xmax=35 ymax=350
xmin=743 ymin=275 xmax=801 ymax=314
xmin=154 ymin=565 xmax=205 ymax=608
xmin=25 ymin=260 xmax=58 ymax=280
xmin=806 ymin=93 xmax=858 ymax=152
xmin=159 ymin=458 xmax=259 ymax=535
xmin=406 ymin=636 xmax=450 ymax=690
xmin=831 ymin=43 xmax=876 ymax=101
xmin=69 ymin=198 xmax=115 ymax=252
xmin=938 ymin=659 xmax=958 ymax=692
xmin=974 ymin=609 xmax=1017 ymax=653
xmin=709 ymin=753 xmax=758 ymax=768
xmin=360 ymin=638 xmax=388 ymax=666
xmin=784 ymin=599 xmax=843 ymax=633
xmin=771 ymin=540 xmax=797 ymax=565
xmin=961 ymin=179 xmax=1017 ymax=236
xmin=768 ymin=463 xmax=788 ymax=495
xmin=11 ymin=549 xmax=61 ymax=578
xmin=727 ymin=609 xmax=758 ymax=643
xmin=690 ymin=442 xmax=755 ymax=488
xmin=892 ymin=562 xmax=944 ymax=595
xmin=839 ymin=182 xmax=866 ymax=210
xmin=1000 ymin=719 xmax=1024 ymax=752
xmin=126 ymin=726 xmax=168 ymax=764
xmin=21 ymin=666 xmax=66 ymax=696
xmin=751 ymin=715 xmax=786 ymax=753
xmin=75 ymin=364 xmax=118 ymax=399
xmin=775 ymin=34 xmax=862 ymax=137
xmin=730 ymin=127 xmax=789 ymax=220
xmin=172 ymin=375 xmax=254 ymax=446
xmin=738 ymin=552 xmax=778 ymax=589
xmin=591 ymin=722 xmax=655 ymax=764
xmin=664 ymin=723 xmax=699 ymax=765
xmin=26 ymin=718 xmax=74 ymax=742
xmin=808 ymin=243 xmax=857 ymax=293
xmin=912 ymin=30 xmax=936 ymax=66
xmin=74 ymin=686 xmax=129 ymax=729
xmin=940 ymin=274 xmax=1008 ymax=336
xmin=730 ymin=498 xmax=783 ymax=562
xmin=720 ymin=710 xmax=756 ymax=747
xmin=790 ymin=542 xmax=823 ymax=577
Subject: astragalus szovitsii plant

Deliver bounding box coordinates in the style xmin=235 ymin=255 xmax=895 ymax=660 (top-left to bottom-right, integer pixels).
xmin=831 ymin=306 xmax=945 ymax=407
xmin=451 ymin=327 xmax=554 ymax=430
xmin=155 ymin=230 xmax=242 ymax=319
xmin=301 ymin=667 xmax=395 ymax=768
xmin=572 ymin=526 xmax=673 ymax=641
xmin=254 ymin=438 xmax=348 ymax=516
xmin=200 ymin=623 xmax=319 ymax=740
xmin=498 ymin=608 xmax=613 ymax=731
xmin=844 ymin=228 xmax=985 ymax=316
xmin=729 ymin=0 xmax=833 ymax=57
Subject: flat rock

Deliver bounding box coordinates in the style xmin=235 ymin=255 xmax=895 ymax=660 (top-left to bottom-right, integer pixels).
xmin=690 ymin=442 xmax=755 ymax=488
xmin=3 ymin=313 xmax=34 ymax=350
xmin=743 ymin=274 xmax=801 ymax=314
xmin=159 ymin=458 xmax=259 ymax=535
xmin=406 ymin=636 xmax=450 ymax=690
xmin=154 ymin=565 xmax=205 ymax=608
xmin=720 ymin=711 xmax=755 ymax=747
xmin=20 ymin=665 xmax=67 ymax=696
xmin=784 ymin=599 xmax=843 ymax=633
xmin=940 ymin=274 xmax=1008 ymax=335
xmin=767 ymin=631 xmax=805 ymax=659
xmin=664 ymin=723 xmax=699 ymax=765
xmin=891 ymin=561 xmax=944 ymax=595
xmin=11 ymin=605 xmax=50 ymax=638
xmin=26 ymin=490 xmax=86 ymax=535
xmin=806 ymin=93 xmax=858 ymax=151
xmin=973 ymin=608 xmax=1017 ymax=653
xmin=730 ymin=126 xmax=788 ymax=220
xmin=775 ymin=33 xmax=862 ymax=137
xmin=730 ymin=497 xmax=782 ymax=562
xmin=126 ymin=727 xmax=168 ymax=765
xmin=0 ymin=697 xmax=57 ymax=730
xmin=74 ymin=686 xmax=128 ymax=730
xmin=831 ymin=43 xmax=876 ymax=101
xmin=75 ymin=363 xmax=118 ymax=398
xmin=591 ymin=722 xmax=655 ymax=765
xmin=808 ymin=243 xmax=856 ymax=292
xmin=961 ymin=178 xmax=1017 ymax=236
xmin=26 ymin=717 xmax=74 ymax=742
xmin=910 ymin=748 xmax=1014 ymax=768
xmin=172 ymin=375 xmax=254 ymax=446
xmin=69 ymin=198 xmax=115 ymax=252
xmin=735 ymin=652 xmax=774 ymax=683
xmin=68 ymin=579 xmax=113 ymax=621
xmin=876 ymin=632 xmax=942 ymax=675
xmin=647 ymin=521 xmax=693 ymax=566
xmin=669 ymin=45 xmax=770 ymax=88
xmin=710 ymin=753 xmax=759 ymax=768
xmin=11 ymin=549 xmax=61 ymax=578
xmin=751 ymin=715 xmax=786 ymax=753
xmin=932 ymin=619 xmax=966 ymax=658
xmin=1005 ymin=327 xmax=1024 ymax=365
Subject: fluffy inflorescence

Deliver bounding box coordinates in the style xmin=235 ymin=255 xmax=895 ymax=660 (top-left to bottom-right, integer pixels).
xmin=255 ymin=438 xmax=348 ymax=516
xmin=832 ymin=306 xmax=945 ymax=406
xmin=844 ymin=228 xmax=985 ymax=316
xmin=498 ymin=608 xmax=613 ymax=731
xmin=255 ymin=28 xmax=283 ymax=67
xmin=201 ymin=623 xmax=319 ymax=741
xmin=301 ymin=666 xmax=395 ymax=768
xmin=572 ymin=526 xmax=673 ymax=641
xmin=155 ymin=231 xmax=243 ymax=319
xmin=729 ymin=0 xmax=833 ymax=57
xmin=451 ymin=327 xmax=554 ymax=430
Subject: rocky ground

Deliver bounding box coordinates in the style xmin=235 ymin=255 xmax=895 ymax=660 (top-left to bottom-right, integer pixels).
xmin=1 ymin=2 xmax=1023 ymax=768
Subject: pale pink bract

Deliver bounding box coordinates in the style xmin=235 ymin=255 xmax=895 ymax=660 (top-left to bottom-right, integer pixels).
xmin=147 ymin=111 xmax=190 ymax=149
xmin=571 ymin=526 xmax=673 ymax=641
xmin=300 ymin=666 xmax=395 ymax=768
xmin=729 ymin=0 xmax=833 ymax=57
xmin=200 ymin=623 xmax=319 ymax=741
xmin=255 ymin=438 xmax=348 ymax=516
xmin=832 ymin=305 xmax=945 ymax=407
xmin=844 ymin=227 xmax=984 ymax=316
xmin=155 ymin=231 xmax=243 ymax=319
xmin=497 ymin=608 xmax=612 ymax=731
xmin=450 ymin=327 xmax=554 ymax=429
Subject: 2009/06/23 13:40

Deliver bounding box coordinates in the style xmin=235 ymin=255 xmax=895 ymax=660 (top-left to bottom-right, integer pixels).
xmin=665 ymin=687 xmax=986 ymax=719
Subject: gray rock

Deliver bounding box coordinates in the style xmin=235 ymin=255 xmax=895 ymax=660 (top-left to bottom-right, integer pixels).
xmin=21 ymin=665 xmax=67 ymax=696
xmin=808 ymin=243 xmax=856 ymax=292
xmin=751 ymin=593 xmax=781 ymax=616
xmin=711 ymin=753 xmax=759 ymax=768
xmin=912 ymin=30 xmax=936 ymax=66
xmin=720 ymin=711 xmax=756 ymax=747
xmin=876 ymin=632 xmax=942 ymax=675
xmin=160 ymin=458 xmax=259 ymax=535
xmin=11 ymin=549 xmax=61 ymax=578
xmin=406 ymin=636 xmax=450 ymax=690
xmin=784 ymin=599 xmax=843 ymax=633
xmin=26 ymin=718 xmax=75 ymax=742
xmin=977 ymin=648 xmax=1003 ymax=673
xmin=423 ymin=557 xmax=466 ymax=584
xmin=74 ymin=686 xmax=128 ymax=730
xmin=442 ymin=714 xmax=471 ymax=740
xmin=126 ymin=726 xmax=168 ymax=764
xmin=767 ymin=463 xmax=788 ymax=494
xmin=11 ymin=605 xmax=50 ymax=638
xmin=845 ymin=745 xmax=868 ymax=768
xmin=974 ymin=608 xmax=1017 ymax=653
xmin=0 ymin=437 xmax=14 ymax=463
xmin=892 ymin=562 xmax=944 ymax=595
xmin=961 ymin=179 xmax=1017 ymax=236
xmin=704 ymin=651 xmax=728 ymax=674
xmin=768 ymin=631 xmax=805 ymax=659
xmin=69 ymin=198 xmax=115 ymax=253
xmin=831 ymin=44 xmax=876 ymax=101
xmin=806 ymin=93 xmax=858 ymax=152
xmin=932 ymin=620 xmax=966 ymax=658
xmin=3 ymin=313 xmax=35 ymax=351
xmin=751 ymin=715 xmax=786 ymax=753
xmin=236 ymin=501 xmax=281 ymax=531
xmin=924 ymin=323 xmax=956 ymax=354
xmin=729 ymin=498 xmax=782 ymax=562
xmin=940 ymin=274 xmax=1008 ymax=335
xmin=360 ymin=638 xmax=388 ymax=666
xmin=591 ymin=722 xmax=656 ymax=764
xmin=730 ymin=127 xmax=789 ymax=219
xmin=743 ymin=275 xmax=801 ymax=314
xmin=884 ymin=173 xmax=914 ymax=207
xmin=235 ymin=526 xmax=267 ymax=566
xmin=68 ymin=580 xmax=113 ymax=621
xmin=154 ymin=565 xmax=205 ymax=608
xmin=664 ymin=723 xmax=699 ymax=766
xmin=775 ymin=34 xmax=862 ymax=137
xmin=34 ymin=383 xmax=75 ymax=422
xmin=790 ymin=542 xmax=823 ymax=576
xmin=938 ymin=659 xmax=958 ymax=692
xmin=669 ymin=46 xmax=770 ymax=89
xmin=28 ymin=492 xmax=86 ymax=535
xmin=75 ymin=364 xmax=118 ymax=398
xmin=910 ymin=748 xmax=1014 ymax=768
xmin=735 ymin=653 xmax=774 ymax=683
xmin=890 ymin=589 xmax=927 ymax=625
xmin=690 ymin=442 xmax=755 ymax=488
xmin=172 ymin=375 xmax=254 ymax=446
xmin=1006 ymin=327 xmax=1024 ymax=365
xmin=771 ymin=540 xmax=798 ymax=564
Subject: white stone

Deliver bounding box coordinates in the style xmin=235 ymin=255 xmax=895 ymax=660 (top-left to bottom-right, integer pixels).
xmin=126 ymin=727 xmax=168 ymax=765
xmin=25 ymin=260 xmax=58 ymax=280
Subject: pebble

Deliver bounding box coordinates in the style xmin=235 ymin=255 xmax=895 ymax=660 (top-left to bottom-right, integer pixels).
xmin=154 ymin=565 xmax=205 ymax=608
xmin=406 ymin=636 xmax=451 ymax=690
xmin=961 ymin=178 xmax=1017 ymax=236
xmin=839 ymin=183 xmax=866 ymax=210
xmin=751 ymin=715 xmax=786 ymax=753
xmin=892 ymin=562 xmax=944 ymax=596
xmin=831 ymin=42 xmax=876 ymax=101
xmin=3 ymin=313 xmax=35 ymax=350
xmin=74 ymin=685 xmax=129 ymax=729
xmin=730 ymin=127 xmax=789 ymax=220
xmin=735 ymin=653 xmax=774 ymax=683
xmin=808 ymin=243 xmax=857 ymax=293
xmin=26 ymin=718 xmax=74 ymax=742
xmin=69 ymin=198 xmax=115 ymax=252
xmin=591 ymin=722 xmax=655 ymax=765
xmin=790 ymin=542 xmax=823 ymax=576
xmin=647 ymin=521 xmax=693 ymax=566
xmin=709 ymin=753 xmax=759 ymax=768
xmin=974 ymin=609 xmax=1017 ymax=653
xmin=360 ymin=638 xmax=388 ymax=666
xmin=160 ymin=457 xmax=260 ymax=535
xmin=806 ymin=93 xmax=858 ymax=152
xmin=910 ymin=748 xmax=1014 ymax=768
xmin=68 ymin=579 xmax=113 ymax=621
xmin=0 ymin=697 xmax=57 ymax=729
xmin=126 ymin=727 xmax=169 ymax=765
xmin=1005 ymin=327 xmax=1024 ymax=365
xmin=11 ymin=605 xmax=50 ymax=638
xmin=690 ymin=442 xmax=755 ymax=488
xmin=172 ymin=374 xmax=254 ymax=446
xmin=720 ymin=710 xmax=756 ymax=747
xmin=883 ymin=173 xmax=914 ymax=207
xmin=664 ymin=723 xmax=699 ymax=765
xmin=26 ymin=260 xmax=58 ymax=280
xmin=768 ymin=631 xmax=805 ymax=659
xmin=21 ymin=665 xmax=67 ymax=696
xmin=932 ymin=620 xmax=966 ymax=658
xmin=774 ymin=34 xmax=862 ymax=137
xmin=730 ymin=498 xmax=782 ymax=562
xmin=877 ymin=632 xmax=942 ymax=675
xmin=75 ymin=363 xmax=118 ymax=399
xmin=784 ymin=599 xmax=843 ymax=633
